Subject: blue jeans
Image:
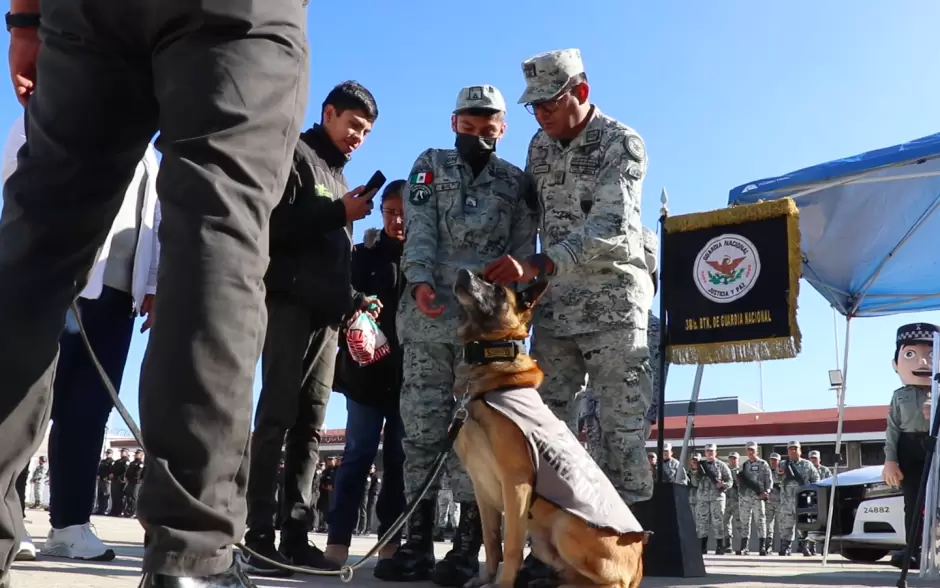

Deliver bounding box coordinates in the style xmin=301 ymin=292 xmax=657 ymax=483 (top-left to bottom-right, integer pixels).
xmin=327 ymin=397 xmax=405 ymax=547
xmin=49 ymin=286 xmax=135 ymax=529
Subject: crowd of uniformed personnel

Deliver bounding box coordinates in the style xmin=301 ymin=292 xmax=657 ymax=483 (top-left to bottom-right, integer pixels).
xmin=94 ymin=448 xmax=146 ymax=518
xmin=652 ymin=440 xmax=832 ymax=557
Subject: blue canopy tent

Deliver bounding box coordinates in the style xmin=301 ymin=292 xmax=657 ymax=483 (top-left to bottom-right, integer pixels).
xmin=728 ymin=132 xmax=940 ymax=576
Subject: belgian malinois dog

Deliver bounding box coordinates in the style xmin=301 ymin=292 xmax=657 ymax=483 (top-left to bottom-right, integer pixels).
xmin=451 ymin=269 xmax=648 ymax=588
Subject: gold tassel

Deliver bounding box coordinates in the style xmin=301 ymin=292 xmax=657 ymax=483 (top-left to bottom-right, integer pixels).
xmin=665 ymin=198 xmax=803 ymax=364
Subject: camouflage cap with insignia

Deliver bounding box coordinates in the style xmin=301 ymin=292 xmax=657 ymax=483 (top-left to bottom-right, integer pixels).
xmin=808 ymin=450 xmax=820 ymax=458
xmin=787 ymin=440 xmax=801 ymax=448
xmin=728 ymin=452 xmax=740 ymax=458
xmin=705 ymin=443 xmax=717 ymax=451
xmin=662 ymin=442 xmax=673 ymax=451
xmin=454 ymin=85 xmax=506 ymax=114
xmin=769 ymin=453 xmax=781 ymax=460
xmin=746 ymin=441 xmax=758 ymax=449
xmin=518 ymin=48 xmax=584 ymax=104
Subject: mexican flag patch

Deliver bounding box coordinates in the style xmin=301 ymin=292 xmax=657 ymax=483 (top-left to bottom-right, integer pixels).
xmin=410 ymin=172 xmax=434 ymax=185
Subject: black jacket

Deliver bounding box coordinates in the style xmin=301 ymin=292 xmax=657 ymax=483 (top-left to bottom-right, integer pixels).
xmin=264 ymin=125 xmax=360 ymax=325
xmin=334 ymin=228 xmax=405 ymax=411
xmin=97 ymin=458 xmax=113 ymax=480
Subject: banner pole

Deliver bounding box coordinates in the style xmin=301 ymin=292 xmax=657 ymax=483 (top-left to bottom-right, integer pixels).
xmin=656 ymin=187 xmax=669 ymax=484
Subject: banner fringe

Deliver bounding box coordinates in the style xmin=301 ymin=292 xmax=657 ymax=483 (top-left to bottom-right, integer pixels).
xmin=664 ymin=198 xmax=799 ymax=234
xmin=667 ymin=338 xmax=799 ymax=365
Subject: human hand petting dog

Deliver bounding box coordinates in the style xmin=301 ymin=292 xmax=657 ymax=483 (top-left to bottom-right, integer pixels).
xmin=414 ymin=283 xmax=444 ymax=318
xmin=483 ymin=254 xmax=538 ymax=285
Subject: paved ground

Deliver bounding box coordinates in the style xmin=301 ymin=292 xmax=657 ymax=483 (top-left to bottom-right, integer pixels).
xmin=10 ymin=511 xmax=937 ymax=587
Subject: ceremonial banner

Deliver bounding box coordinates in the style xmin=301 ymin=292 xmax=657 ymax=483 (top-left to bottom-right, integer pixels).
xmin=661 ymin=198 xmax=802 ymax=365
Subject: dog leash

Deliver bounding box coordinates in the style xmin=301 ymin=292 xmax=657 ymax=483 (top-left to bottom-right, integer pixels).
xmin=72 ymin=300 xmax=471 ymax=582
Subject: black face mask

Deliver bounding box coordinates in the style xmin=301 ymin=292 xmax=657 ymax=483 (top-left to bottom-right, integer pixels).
xmin=455 ymin=133 xmax=496 ymax=164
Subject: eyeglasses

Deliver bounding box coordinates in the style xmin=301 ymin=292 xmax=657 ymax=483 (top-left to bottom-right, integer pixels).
xmin=524 ymin=85 xmax=574 ymax=115
xmin=382 ymin=208 xmax=403 ymax=219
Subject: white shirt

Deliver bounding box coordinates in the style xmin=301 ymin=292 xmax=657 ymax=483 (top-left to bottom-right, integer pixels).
xmin=2 ymin=115 xmax=161 ymax=312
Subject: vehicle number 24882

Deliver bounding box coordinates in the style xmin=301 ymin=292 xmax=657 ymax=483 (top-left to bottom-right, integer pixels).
xmin=862 ymin=505 xmax=890 ymax=514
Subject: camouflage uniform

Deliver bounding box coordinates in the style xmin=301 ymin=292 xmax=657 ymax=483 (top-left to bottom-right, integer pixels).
xmin=693 ymin=454 xmax=732 ymax=545
xmin=660 ymin=443 xmax=688 ymax=485
xmin=765 ymin=454 xmax=782 ymax=549
xmin=520 ymin=49 xmax=654 ymax=505
xmin=737 ymin=450 xmax=773 ymax=553
xmin=688 ymin=457 xmax=700 ymax=514
xmin=398 ymin=85 xmax=538 ymax=505
xmin=723 ymin=454 xmax=740 ymax=550
xmin=435 ymin=474 xmax=458 ymax=530
xmin=809 ymin=451 xmax=832 ymax=479
xmin=776 ymin=445 xmax=820 ymax=554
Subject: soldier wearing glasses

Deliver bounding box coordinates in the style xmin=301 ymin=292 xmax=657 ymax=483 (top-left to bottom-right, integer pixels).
xmin=484 ymin=48 xmax=653 ymax=584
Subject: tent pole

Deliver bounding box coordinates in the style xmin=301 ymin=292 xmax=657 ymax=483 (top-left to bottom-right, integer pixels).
xmin=916 ymin=331 xmax=940 ymax=580
xmin=677 ymin=364 xmax=705 ymax=469
xmin=822 ymin=315 xmax=852 ymax=566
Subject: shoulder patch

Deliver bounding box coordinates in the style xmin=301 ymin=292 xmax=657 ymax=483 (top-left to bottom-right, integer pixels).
xmin=314 ymin=183 xmax=333 ymax=198
xmin=625 ymin=135 xmax=646 ymax=161
xmin=409 ymin=183 xmax=433 ymax=206
xmin=444 ymin=153 xmax=460 ymax=167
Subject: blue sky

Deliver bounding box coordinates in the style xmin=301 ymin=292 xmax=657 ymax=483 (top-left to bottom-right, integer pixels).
xmin=1 ymin=1 xmax=939 ymax=436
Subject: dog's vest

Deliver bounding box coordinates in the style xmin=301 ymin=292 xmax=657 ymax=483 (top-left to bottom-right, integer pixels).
xmin=482 ymin=387 xmax=643 ymax=534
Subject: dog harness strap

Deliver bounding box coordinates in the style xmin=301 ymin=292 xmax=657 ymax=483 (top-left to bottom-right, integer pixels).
xmin=463 ymin=340 xmax=526 ymax=365
xmin=481 ymin=387 xmax=643 ymax=534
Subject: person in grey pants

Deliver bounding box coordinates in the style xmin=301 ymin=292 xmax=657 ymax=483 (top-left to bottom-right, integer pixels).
xmin=0 ymin=1 xmax=309 ymax=587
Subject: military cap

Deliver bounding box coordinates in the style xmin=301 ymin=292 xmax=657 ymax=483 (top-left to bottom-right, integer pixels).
xmin=135 ymin=449 xmax=144 ymax=455
xmin=769 ymin=452 xmax=781 ymax=460
xmin=808 ymin=450 xmax=820 ymax=458
xmin=454 ymin=85 xmax=506 ymax=114
xmin=787 ymin=440 xmax=801 ymax=448
xmin=642 ymin=227 xmax=658 ymax=274
xmin=647 ymin=452 xmax=657 ymax=459
xmin=746 ymin=441 xmax=758 ymax=449
xmin=897 ymin=323 xmax=939 ymax=346
xmin=704 ymin=443 xmax=717 ymax=451
xmin=728 ymin=452 xmax=740 ymax=459
xmin=692 ymin=453 xmax=703 ymax=460
xmin=518 ymin=48 xmax=584 ymax=104
xmin=662 ymin=442 xmax=673 ymax=451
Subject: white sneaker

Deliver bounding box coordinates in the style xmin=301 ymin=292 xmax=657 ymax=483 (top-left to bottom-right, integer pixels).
xmin=14 ymin=530 xmax=36 ymax=561
xmin=40 ymin=523 xmax=116 ymax=561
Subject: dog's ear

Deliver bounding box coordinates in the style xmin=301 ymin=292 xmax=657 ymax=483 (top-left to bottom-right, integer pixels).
xmin=516 ymin=280 xmax=550 ymax=310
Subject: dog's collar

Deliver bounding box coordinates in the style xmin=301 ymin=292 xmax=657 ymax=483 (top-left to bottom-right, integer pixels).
xmin=464 ymin=340 xmax=526 ymax=365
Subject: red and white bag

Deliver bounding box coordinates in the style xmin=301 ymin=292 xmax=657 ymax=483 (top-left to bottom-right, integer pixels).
xmin=345 ymin=310 xmax=390 ymax=366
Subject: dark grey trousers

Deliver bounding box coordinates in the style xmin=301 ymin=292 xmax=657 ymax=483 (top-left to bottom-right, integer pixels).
xmin=246 ymin=297 xmax=336 ymax=541
xmin=0 ymin=0 xmax=308 ymax=582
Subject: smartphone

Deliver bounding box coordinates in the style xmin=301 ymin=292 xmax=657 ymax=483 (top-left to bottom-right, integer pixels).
xmin=361 ymin=171 xmax=387 ymax=200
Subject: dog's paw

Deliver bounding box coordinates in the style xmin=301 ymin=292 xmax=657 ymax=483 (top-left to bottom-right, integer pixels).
xmin=463 ymin=578 xmax=497 ymax=588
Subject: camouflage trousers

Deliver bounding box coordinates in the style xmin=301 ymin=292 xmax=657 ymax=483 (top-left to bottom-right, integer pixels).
xmin=532 ymin=326 xmax=653 ymax=504
xmin=738 ymin=494 xmax=767 ymax=539
xmin=436 ymin=488 xmax=459 ymax=528
xmin=765 ymin=500 xmax=780 ymax=542
xmin=399 ymin=342 xmax=474 ymax=503
xmin=776 ymin=494 xmax=797 ymax=548
xmin=724 ymin=497 xmax=739 ymax=541
xmin=694 ymin=493 xmax=726 ymax=538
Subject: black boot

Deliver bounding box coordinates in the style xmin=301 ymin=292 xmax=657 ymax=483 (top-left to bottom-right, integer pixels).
xmin=714 ymin=539 xmax=723 ymax=555
xmin=374 ymin=499 xmax=436 ymax=582
xmin=431 ymin=501 xmax=482 ymax=587
xmin=779 ymin=540 xmax=790 ymax=556
xmin=139 ymin=561 xmax=257 ymax=587
xmin=723 ymin=538 xmax=733 ymax=554
xmin=514 ymin=553 xmax=558 ymax=588
xmin=737 ymin=538 xmax=748 ymax=556
xmin=700 ymin=537 xmax=708 ymax=555
xmin=800 ymin=538 xmax=811 ymax=557
xmin=758 ymin=538 xmax=767 ymax=556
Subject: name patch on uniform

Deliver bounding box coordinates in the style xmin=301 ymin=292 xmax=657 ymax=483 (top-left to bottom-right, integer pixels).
xmin=531 ymin=164 xmax=550 ymax=175
xmin=569 ymin=156 xmax=600 ymax=176
xmin=409 ymin=184 xmax=432 ymax=206
xmin=445 ymin=154 xmax=460 ymax=167
xmin=626 ymin=160 xmax=643 ymax=180
xmin=436 ymin=181 xmax=460 ymax=191
xmin=492 ymin=166 xmax=509 ymax=180
xmin=749 ymin=464 xmax=760 ymax=471
xmin=550 ymin=170 xmax=566 ymax=185
xmin=584 ymin=129 xmax=601 ymax=145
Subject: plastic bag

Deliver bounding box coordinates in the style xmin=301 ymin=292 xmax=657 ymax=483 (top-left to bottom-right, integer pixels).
xmin=345 ymin=310 xmax=390 ymax=366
